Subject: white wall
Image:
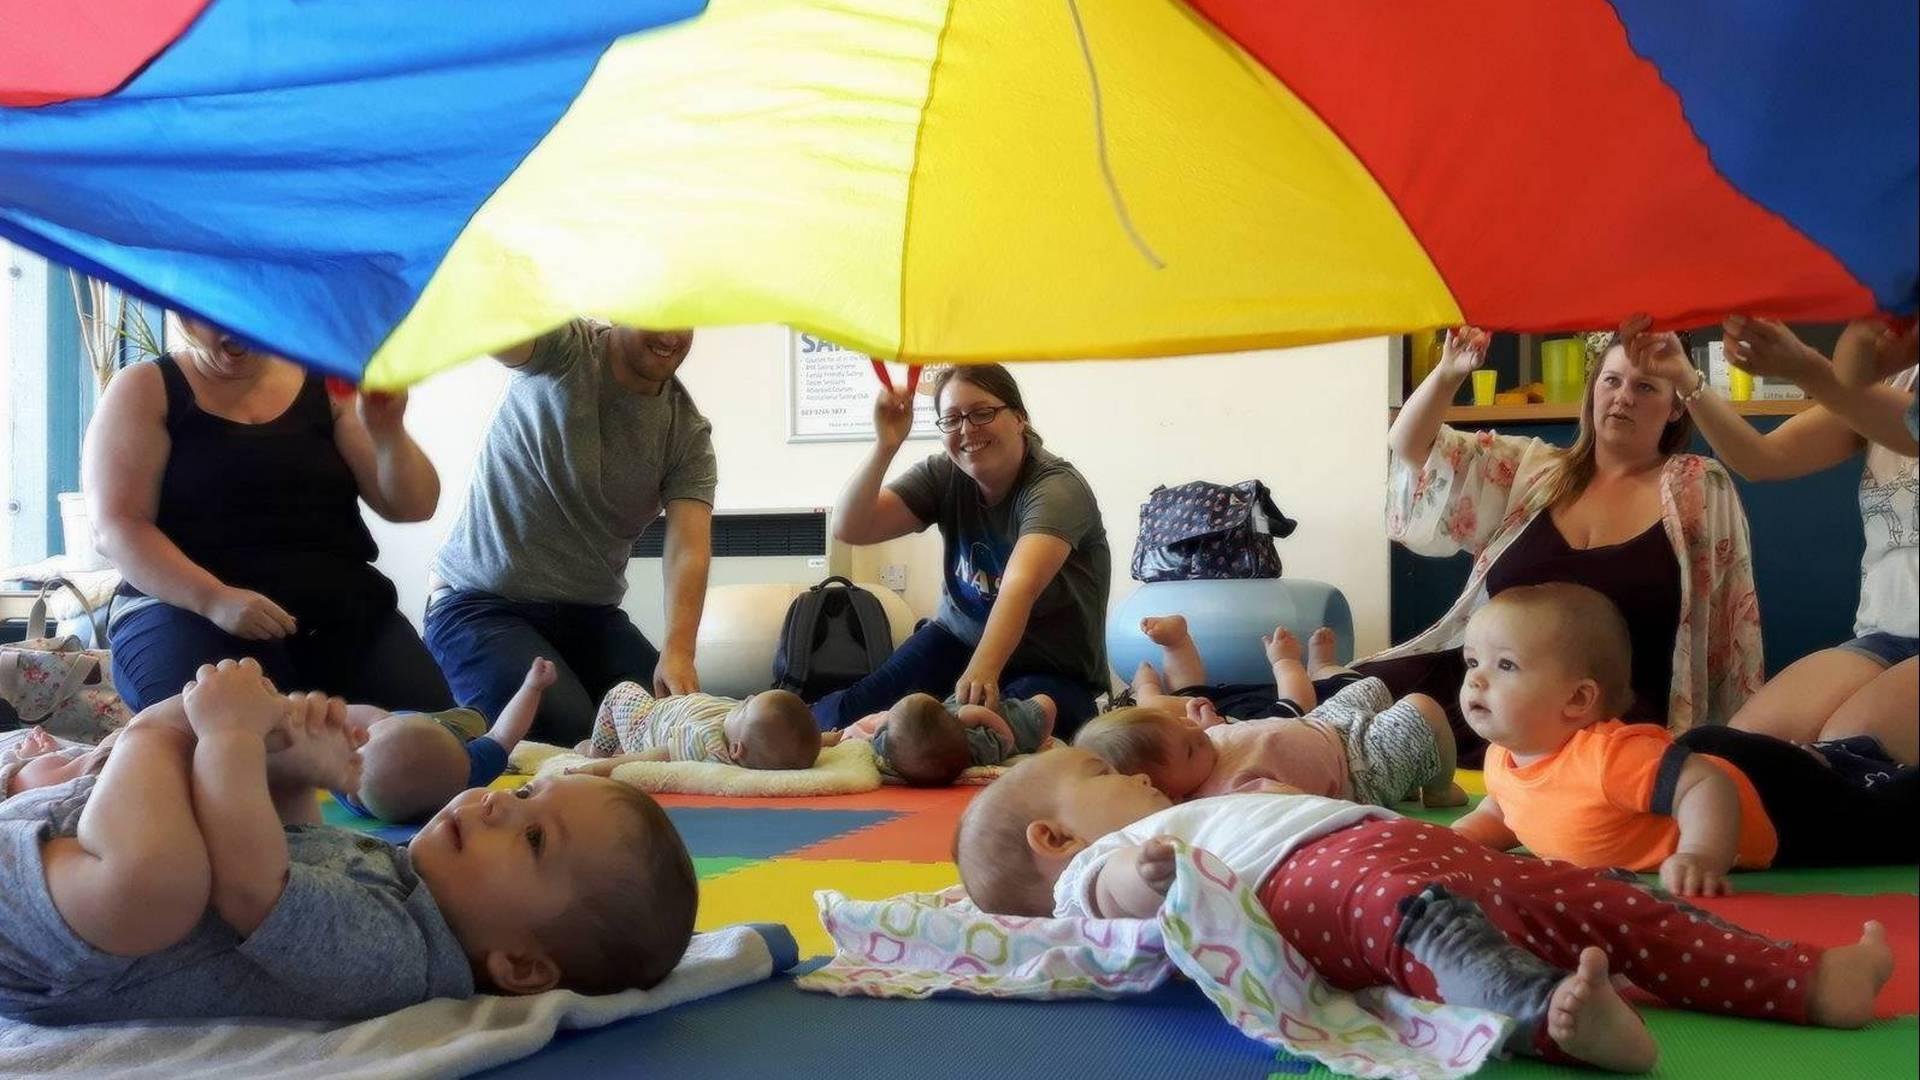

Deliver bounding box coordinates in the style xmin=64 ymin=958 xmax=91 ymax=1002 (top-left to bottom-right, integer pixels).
xmin=367 ymin=325 xmax=1394 ymax=665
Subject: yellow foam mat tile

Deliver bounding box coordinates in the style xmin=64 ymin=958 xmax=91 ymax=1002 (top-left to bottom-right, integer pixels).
xmin=698 ymin=858 xmax=960 ymax=960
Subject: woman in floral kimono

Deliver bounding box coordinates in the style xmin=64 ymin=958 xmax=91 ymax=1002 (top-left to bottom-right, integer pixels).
xmin=1354 ymin=320 xmax=1764 ymax=765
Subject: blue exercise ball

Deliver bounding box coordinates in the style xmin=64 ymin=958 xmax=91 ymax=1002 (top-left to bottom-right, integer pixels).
xmin=1107 ymin=579 xmax=1354 ymax=689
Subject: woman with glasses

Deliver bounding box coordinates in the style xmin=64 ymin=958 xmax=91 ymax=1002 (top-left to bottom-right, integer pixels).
xmin=815 ymin=364 xmax=1111 ymax=738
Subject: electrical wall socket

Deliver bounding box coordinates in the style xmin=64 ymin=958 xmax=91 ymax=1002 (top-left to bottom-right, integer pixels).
xmin=881 ymin=563 xmax=908 ymax=591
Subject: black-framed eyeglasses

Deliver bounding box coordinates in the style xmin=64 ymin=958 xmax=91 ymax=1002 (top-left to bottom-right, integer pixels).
xmin=934 ymin=405 xmax=1014 ymax=433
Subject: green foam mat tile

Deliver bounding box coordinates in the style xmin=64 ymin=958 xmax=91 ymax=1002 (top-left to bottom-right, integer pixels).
xmin=692 ymin=856 xmax=758 ymax=880
xmin=1391 ymin=800 xmax=1916 ymax=897
xmin=1710 ymin=864 xmax=1918 ymax=897
xmin=1281 ymin=1013 xmax=1917 ymax=1079
xmin=1399 ymin=800 xmax=1474 ymax=826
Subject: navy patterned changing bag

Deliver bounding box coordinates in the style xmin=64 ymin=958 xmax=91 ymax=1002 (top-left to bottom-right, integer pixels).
xmin=1130 ymin=480 xmax=1297 ymax=582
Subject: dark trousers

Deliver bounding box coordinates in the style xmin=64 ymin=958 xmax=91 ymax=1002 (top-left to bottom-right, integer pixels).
xmin=1677 ymin=725 xmax=1919 ymax=866
xmin=424 ymin=589 xmax=658 ymax=746
xmin=808 ymin=621 xmax=1099 ymax=738
xmin=110 ymin=600 xmax=453 ymax=714
xmin=1169 ymin=672 xmax=1366 ymax=720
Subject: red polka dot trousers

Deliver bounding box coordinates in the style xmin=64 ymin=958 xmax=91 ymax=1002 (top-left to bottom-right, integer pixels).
xmin=1259 ymin=819 xmax=1822 ymax=1055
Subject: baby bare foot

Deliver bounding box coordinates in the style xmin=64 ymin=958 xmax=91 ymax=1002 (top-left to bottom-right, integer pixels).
xmin=1307 ymin=626 xmax=1340 ymax=676
xmin=1139 ymin=615 xmax=1190 ymax=648
xmin=1548 ymin=947 xmax=1657 ymax=1073
xmin=1263 ymin=627 xmax=1302 ymax=665
xmin=1132 ymin=661 xmax=1168 ymax=700
xmin=268 ymin=724 xmax=362 ymax=797
xmin=1809 ymin=921 xmax=1894 ymax=1028
xmin=19 ymin=726 xmax=60 ymax=757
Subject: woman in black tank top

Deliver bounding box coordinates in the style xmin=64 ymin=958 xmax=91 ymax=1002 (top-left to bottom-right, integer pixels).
xmin=1484 ymin=514 xmax=1682 ymax=724
xmin=1356 ymin=514 xmax=1684 ymax=766
xmin=84 ymin=318 xmax=453 ymax=713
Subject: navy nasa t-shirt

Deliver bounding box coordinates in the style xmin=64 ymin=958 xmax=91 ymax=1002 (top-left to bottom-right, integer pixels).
xmin=888 ymin=439 xmax=1110 ymax=690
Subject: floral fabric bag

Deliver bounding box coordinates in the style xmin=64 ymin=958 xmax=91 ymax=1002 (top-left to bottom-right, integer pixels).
xmin=0 ymin=577 xmax=131 ymax=742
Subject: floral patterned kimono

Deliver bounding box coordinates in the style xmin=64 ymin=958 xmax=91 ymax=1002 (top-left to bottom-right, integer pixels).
xmin=1366 ymin=426 xmax=1765 ymax=732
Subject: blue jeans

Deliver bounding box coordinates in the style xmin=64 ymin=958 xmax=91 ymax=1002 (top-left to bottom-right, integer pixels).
xmin=809 ymin=621 xmax=1100 ymax=738
xmin=424 ymin=589 xmax=659 ymax=745
xmin=1837 ymin=631 xmax=1920 ymax=669
xmin=110 ymin=601 xmax=452 ymax=714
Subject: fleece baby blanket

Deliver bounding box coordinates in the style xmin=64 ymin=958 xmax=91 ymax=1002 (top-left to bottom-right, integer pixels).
xmin=535 ymin=740 xmax=882 ymax=796
xmin=797 ymin=843 xmax=1510 ymax=1080
xmin=0 ymin=924 xmax=795 ymax=1079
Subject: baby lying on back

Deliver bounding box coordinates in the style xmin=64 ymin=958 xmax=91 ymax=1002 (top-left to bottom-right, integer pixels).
xmin=952 ymin=748 xmax=1892 ymax=1075
xmin=581 ymin=683 xmax=821 ymax=771
xmin=0 ymin=659 xmax=698 ymax=1026
xmin=825 ymin=692 xmax=1055 ymax=785
xmin=1075 ymin=678 xmax=1463 ymax=809
xmin=6 ymin=662 xmax=557 ymax=828
xmin=337 ymin=657 xmax=555 ymax=823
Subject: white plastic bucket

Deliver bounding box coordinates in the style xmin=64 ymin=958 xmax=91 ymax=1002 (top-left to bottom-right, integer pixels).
xmin=57 ymin=492 xmax=109 ymax=571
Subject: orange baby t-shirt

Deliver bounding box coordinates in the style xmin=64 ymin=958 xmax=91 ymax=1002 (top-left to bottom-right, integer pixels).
xmin=1483 ymin=719 xmax=1777 ymax=872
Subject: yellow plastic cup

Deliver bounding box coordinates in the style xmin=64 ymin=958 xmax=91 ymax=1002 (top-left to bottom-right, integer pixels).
xmin=1408 ymin=329 xmax=1437 ymax=388
xmin=1471 ymin=369 xmax=1499 ymax=407
xmin=1728 ymin=367 xmax=1754 ymax=402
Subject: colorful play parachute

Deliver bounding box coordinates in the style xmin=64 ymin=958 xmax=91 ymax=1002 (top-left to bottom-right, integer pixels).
xmin=3 ymin=0 xmax=1914 ymax=387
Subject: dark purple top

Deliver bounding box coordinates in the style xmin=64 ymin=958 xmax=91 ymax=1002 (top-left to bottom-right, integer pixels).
xmin=1484 ymin=511 xmax=1683 ymax=725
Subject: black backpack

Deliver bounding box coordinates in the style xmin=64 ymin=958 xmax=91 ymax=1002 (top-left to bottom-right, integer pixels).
xmin=771 ymin=577 xmax=896 ymax=699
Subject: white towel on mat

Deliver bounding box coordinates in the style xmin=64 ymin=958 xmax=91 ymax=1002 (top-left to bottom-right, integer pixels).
xmin=0 ymin=924 xmax=794 ymax=1079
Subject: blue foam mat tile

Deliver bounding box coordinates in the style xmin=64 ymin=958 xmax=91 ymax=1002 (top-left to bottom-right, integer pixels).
xmin=480 ymin=966 xmax=1277 ymax=1080
xmin=663 ymin=807 xmax=899 ymax=860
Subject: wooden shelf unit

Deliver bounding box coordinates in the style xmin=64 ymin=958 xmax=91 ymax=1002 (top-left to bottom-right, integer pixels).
xmin=1387 ymin=324 xmax=1846 ymax=415
xmin=1388 ymin=399 xmax=1814 ymax=423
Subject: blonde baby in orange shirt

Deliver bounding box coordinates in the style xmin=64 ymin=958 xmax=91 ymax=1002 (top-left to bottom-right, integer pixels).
xmin=1449 ymin=583 xmax=1778 ymax=896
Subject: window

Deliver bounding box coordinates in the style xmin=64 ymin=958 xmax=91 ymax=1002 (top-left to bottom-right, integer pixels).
xmin=1 ymin=242 xmax=167 ymax=567
xmin=0 ymin=240 xmax=73 ymax=566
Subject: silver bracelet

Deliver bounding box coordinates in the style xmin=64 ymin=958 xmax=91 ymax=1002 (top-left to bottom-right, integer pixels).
xmin=1679 ymin=372 xmax=1710 ymax=407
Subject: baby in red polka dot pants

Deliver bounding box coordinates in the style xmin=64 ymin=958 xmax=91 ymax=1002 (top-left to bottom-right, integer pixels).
xmin=956 ymin=750 xmax=1894 ymax=1074
xmin=1268 ymin=816 xmax=1887 ymax=1070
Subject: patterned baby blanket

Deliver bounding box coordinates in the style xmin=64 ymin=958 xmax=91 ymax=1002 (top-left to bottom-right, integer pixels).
xmin=798 ymin=842 xmax=1510 ymax=1079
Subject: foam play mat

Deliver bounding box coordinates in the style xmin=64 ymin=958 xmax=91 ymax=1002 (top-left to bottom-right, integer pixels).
xmin=325 ymin=772 xmax=1917 ymax=1078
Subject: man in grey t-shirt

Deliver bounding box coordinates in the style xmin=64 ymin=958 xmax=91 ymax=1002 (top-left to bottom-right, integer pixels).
xmin=426 ymin=319 xmax=716 ymax=744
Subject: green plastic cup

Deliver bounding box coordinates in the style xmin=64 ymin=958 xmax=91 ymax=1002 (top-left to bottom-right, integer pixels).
xmin=1541 ymin=339 xmax=1585 ymax=403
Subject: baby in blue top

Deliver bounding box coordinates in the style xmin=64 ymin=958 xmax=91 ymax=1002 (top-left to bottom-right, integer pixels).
xmin=0 ymin=658 xmax=697 ymax=1025
xmin=6 ymin=660 xmax=554 ymax=827
xmin=337 ymin=658 xmax=555 ymax=823
xmin=828 ymin=692 xmax=1056 ymax=785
